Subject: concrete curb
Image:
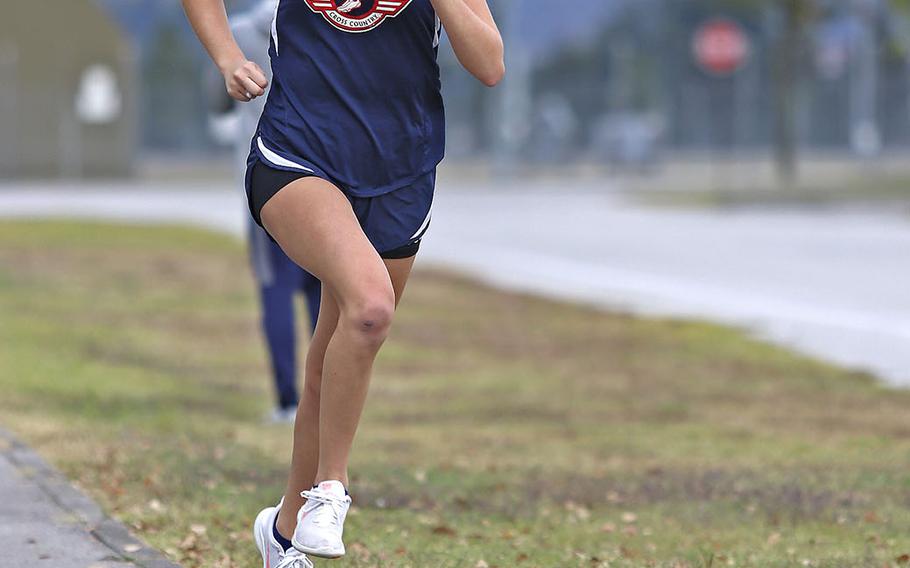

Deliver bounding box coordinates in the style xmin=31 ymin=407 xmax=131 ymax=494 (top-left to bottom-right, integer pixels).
xmin=0 ymin=428 xmax=182 ymax=568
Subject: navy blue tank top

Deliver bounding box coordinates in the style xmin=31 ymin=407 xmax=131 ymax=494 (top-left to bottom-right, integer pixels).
xmin=253 ymin=0 xmax=445 ymax=197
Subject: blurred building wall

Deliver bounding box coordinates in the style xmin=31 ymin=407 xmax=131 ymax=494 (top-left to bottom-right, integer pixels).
xmin=0 ymin=0 xmax=138 ymax=178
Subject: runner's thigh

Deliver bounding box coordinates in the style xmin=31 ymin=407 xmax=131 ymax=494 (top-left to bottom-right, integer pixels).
xmin=260 ymin=177 xmax=392 ymax=306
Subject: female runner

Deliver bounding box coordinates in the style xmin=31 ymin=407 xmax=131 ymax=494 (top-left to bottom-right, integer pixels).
xmin=181 ymin=0 xmax=503 ymax=565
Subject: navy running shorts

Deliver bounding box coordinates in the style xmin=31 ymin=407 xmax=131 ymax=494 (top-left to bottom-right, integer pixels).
xmin=246 ymin=159 xmax=434 ymax=260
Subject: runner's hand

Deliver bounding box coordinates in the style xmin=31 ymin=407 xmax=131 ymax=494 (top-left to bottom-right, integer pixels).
xmin=223 ymin=59 xmax=268 ymax=102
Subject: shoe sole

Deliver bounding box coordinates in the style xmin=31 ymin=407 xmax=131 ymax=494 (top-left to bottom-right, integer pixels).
xmin=291 ymin=537 xmax=345 ymax=559
xmin=253 ymin=508 xmax=271 ymax=568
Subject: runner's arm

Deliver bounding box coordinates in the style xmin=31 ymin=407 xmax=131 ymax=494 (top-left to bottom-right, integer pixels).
xmin=430 ymin=0 xmax=504 ymax=87
xmin=181 ymin=0 xmax=269 ymax=102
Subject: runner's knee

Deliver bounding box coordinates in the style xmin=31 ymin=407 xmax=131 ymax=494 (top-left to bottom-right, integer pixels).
xmin=342 ymin=286 xmax=395 ymax=343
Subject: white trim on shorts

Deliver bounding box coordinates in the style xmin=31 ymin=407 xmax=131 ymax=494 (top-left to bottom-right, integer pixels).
xmin=410 ymin=208 xmax=432 ymax=240
xmin=257 ymin=136 xmax=315 ymax=173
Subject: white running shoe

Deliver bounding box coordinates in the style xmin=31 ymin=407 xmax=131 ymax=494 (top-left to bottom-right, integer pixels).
xmin=266 ymin=406 xmax=297 ymax=425
xmin=336 ymin=0 xmax=361 ymax=13
xmin=292 ymin=480 xmax=352 ymax=559
xmin=253 ymin=501 xmax=314 ymax=568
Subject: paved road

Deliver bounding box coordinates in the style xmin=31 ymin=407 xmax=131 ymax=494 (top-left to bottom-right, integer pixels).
xmin=0 ymin=430 xmax=178 ymax=568
xmin=0 ymin=454 xmax=129 ymax=568
xmin=2 ymin=179 xmax=908 ymax=385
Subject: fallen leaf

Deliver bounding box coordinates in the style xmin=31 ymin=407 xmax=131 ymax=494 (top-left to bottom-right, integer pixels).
xmin=432 ymin=525 xmax=457 ymax=537
xmin=600 ymin=522 xmax=616 ymax=533
xmin=621 ymin=512 xmax=638 ymax=524
xmin=564 ymin=500 xmax=591 ymax=521
xmin=896 ymin=554 xmax=910 ymax=565
xmin=179 ymin=533 xmax=197 ymax=551
xmin=349 ymin=542 xmax=372 ymax=562
xmin=476 ymin=560 xmax=489 ymax=568
xmin=190 ymin=524 xmax=207 ymax=536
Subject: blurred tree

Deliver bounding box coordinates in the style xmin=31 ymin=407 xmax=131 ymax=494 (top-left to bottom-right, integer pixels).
xmin=530 ymin=0 xmax=815 ymax=177
xmin=720 ymin=0 xmax=818 ymax=187
xmin=530 ymin=2 xmax=662 ymax=153
xmin=771 ymin=0 xmax=817 ymax=187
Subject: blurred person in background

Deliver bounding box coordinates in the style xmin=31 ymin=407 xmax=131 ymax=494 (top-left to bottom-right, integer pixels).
xmin=182 ymin=0 xmax=504 ymax=566
xmin=214 ymin=0 xmax=322 ymax=425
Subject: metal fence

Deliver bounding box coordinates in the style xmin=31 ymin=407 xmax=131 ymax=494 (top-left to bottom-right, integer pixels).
xmin=7 ymin=0 xmax=910 ymax=177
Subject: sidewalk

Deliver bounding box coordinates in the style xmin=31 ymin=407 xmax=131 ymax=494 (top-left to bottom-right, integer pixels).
xmin=0 ymin=429 xmax=179 ymax=568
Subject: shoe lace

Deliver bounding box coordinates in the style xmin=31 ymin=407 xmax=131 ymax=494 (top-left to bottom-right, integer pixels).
xmin=275 ymin=548 xmax=313 ymax=568
xmin=300 ymin=489 xmax=347 ymax=528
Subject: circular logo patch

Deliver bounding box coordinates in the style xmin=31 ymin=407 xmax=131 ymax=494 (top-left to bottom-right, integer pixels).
xmin=304 ymin=0 xmax=414 ymax=33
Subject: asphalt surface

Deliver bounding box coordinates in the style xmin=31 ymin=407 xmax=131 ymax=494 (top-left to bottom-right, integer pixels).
xmin=1 ymin=178 xmax=907 ymax=385
xmin=0 ymin=430 xmax=179 ymax=568
xmin=425 ymin=183 xmax=910 ymax=385
xmin=0 ymin=456 xmax=127 ymax=568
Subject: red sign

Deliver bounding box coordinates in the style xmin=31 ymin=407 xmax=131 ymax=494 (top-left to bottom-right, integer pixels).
xmin=693 ymin=19 xmax=751 ymax=76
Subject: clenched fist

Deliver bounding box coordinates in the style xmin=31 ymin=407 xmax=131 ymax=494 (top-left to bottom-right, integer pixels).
xmin=222 ymin=59 xmax=269 ymax=102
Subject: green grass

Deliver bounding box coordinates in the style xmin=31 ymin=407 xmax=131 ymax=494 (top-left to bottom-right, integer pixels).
xmin=1 ymin=220 xmax=910 ymax=568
